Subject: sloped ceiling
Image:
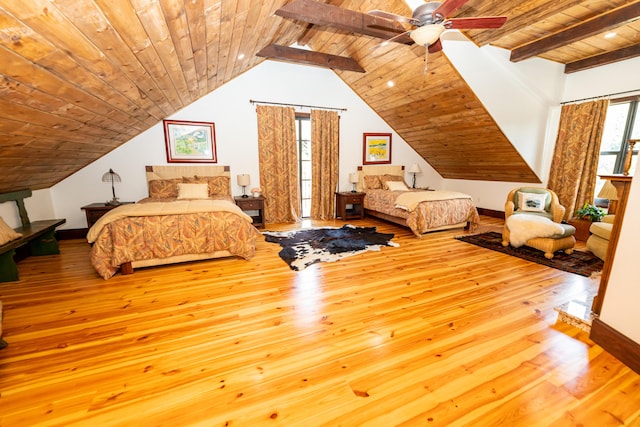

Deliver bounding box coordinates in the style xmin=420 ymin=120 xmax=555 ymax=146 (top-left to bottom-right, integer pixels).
xmin=0 ymin=0 xmax=638 ymax=193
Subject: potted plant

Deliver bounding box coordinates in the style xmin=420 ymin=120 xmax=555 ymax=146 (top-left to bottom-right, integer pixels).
xmin=575 ymin=202 xmax=605 ymax=222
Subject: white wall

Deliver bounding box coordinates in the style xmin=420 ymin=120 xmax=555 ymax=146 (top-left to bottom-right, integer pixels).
xmin=51 ymin=60 xmax=441 ymax=229
xmin=562 ymin=56 xmax=640 ymax=102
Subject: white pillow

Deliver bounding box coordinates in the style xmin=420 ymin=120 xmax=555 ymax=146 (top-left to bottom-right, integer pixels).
xmin=177 ymin=183 xmax=209 ymax=200
xmin=0 ymin=216 xmax=22 ymax=246
xmin=519 ymin=192 xmax=547 ymax=212
xmin=386 ymin=181 xmax=409 ymax=191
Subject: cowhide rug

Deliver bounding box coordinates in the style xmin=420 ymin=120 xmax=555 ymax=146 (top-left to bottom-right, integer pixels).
xmin=263 ymin=224 xmax=398 ymax=271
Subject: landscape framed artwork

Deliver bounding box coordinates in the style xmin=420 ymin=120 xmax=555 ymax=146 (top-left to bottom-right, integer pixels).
xmin=363 ymin=133 xmax=392 ymax=164
xmin=163 ymin=119 xmax=217 ymax=163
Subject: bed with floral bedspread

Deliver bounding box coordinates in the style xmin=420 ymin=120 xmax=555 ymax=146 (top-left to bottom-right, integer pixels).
xmin=86 ymin=165 xmax=261 ymax=279
xmin=358 ymin=165 xmax=480 ymax=237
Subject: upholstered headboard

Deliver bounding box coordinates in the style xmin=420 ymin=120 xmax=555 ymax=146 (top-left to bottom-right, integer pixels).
xmin=356 ymin=165 xmax=405 ymax=192
xmin=145 ymin=165 xmax=230 ymax=181
xmin=144 ymin=165 xmax=231 ymax=198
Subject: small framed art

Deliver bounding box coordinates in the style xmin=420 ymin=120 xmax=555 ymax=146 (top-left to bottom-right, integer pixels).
xmin=163 ymin=119 xmax=217 ymax=163
xmin=363 ymin=133 xmax=392 ymax=165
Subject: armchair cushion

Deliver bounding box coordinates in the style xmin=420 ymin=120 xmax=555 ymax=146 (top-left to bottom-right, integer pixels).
xmin=589 ymin=221 xmax=612 ymax=241
xmin=586 ymin=215 xmax=614 ymax=261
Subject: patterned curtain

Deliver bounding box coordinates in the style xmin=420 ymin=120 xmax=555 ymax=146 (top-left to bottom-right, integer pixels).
xmin=310 ymin=109 xmax=340 ymax=219
xmin=256 ymin=105 xmax=300 ymax=224
xmin=547 ymin=99 xmax=608 ymax=220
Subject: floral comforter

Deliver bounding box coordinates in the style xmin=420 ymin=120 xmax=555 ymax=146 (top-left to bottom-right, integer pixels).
xmin=88 ymin=199 xmax=261 ymax=279
xmin=364 ymin=189 xmax=480 ymax=237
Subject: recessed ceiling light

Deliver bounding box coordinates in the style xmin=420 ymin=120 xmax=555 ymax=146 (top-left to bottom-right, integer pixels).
xmin=604 ymin=32 xmax=617 ymax=39
xmin=387 ymin=81 xmax=395 ymax=87
xmin=237 ymin=53 xmax=245 ymax=60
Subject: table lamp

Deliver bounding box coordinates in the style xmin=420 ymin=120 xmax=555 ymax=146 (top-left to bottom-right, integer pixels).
xmin=597 ymin=180 xmax=619 ymax=214
xmin=408 ymin=163 xmax=421 ymax=188
xmin=237 ymin=174 xmax=250 ymax=198
xmin=349 ymin=173 xmax=359 ymax=193
xmin=102 ymin=168 xmax=121 ymax=206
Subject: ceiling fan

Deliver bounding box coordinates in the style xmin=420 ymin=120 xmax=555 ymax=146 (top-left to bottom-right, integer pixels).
xmin=273 ymin=0 xmax=507 ymax=72
xmin=369 ymin=0 xmax=508 ymax=54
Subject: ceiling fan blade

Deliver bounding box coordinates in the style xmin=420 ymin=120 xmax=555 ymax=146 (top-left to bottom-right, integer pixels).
xmin=433 ymin=0 xmax=470 ymax=19
xmin=368 ymin=10 xmax=419 ymax=25
xmin=428 ymin=39 xmax=443 ymax=53
xmin=446 ymin=16 xmax=508 ymax=29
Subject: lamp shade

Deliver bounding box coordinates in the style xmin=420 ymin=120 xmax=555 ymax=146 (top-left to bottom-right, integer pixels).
xmin=349 ymin=172 xmax=359 ymax=184
xmin=237 ymin=174 xmax=250 ymax=187
xmin=102 ymin=168 xmax=121 ymax=184
xmin=408 ymin=163 xmax=421 ymax=174
xmin=597 ymin=180 xmax=618 ymax=200
xmin=410 ymin=24 xmax=445 ymax=46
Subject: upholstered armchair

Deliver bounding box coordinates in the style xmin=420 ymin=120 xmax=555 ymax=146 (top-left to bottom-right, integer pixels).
xmin=502 ymin=187 xmax=567 ymax=247
xmin=586 ymin=214 xmax=615 ymax=260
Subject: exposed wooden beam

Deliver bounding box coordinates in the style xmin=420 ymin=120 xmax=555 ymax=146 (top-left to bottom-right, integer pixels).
xmin=510 ymin=2 xmax=640 ymax=62
xmin=256 ymin=44 xmax=366 ymax=73
xmin=472 ymin=0 xmax=584 ymax=46
xmin=275 ymin=0 xmax=413 ymax=44
xmin=565 ymin=43 xmax=640 ymax=73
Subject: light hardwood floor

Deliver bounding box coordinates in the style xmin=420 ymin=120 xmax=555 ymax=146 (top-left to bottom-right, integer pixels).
xmin=1 ymin=216 xmax=638 ymax=426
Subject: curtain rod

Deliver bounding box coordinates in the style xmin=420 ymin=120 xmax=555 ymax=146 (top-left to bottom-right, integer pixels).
xmin=249 ymin=99 xmax=347 ymax=112
xmin=561 ymin=88 xmax=640 ymax=105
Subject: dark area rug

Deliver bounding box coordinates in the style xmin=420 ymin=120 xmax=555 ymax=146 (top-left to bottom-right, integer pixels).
xmin=456 ymin=231 xmax=603 ymax=277
xmin=263 ymin=225 xmax=398 ymax=271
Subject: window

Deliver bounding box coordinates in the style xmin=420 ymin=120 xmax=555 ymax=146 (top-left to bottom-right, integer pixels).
xmin=296 ymin=114 xmax=311 ymax=218
xmin=596 ymin=98 xmax=639 ymax=196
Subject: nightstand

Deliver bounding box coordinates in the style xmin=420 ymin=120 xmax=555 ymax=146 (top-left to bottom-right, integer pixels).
xmin=335 ymin=192 xmax=365 ymax=220
xmin=567 ymin=217 xmax=592 ymax=242
xmin=234 ymin=196 xmax=265 ymax=228
xmin=81 ymin=202 xmax=134 ymax=228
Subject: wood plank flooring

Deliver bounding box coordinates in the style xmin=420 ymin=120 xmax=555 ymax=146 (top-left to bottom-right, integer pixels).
xmin=1 ymin=216 xmax=639 ymax=426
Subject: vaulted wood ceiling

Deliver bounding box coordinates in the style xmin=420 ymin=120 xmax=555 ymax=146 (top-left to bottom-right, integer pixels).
xmin=0 ymin=0 xmax=638 ymax=193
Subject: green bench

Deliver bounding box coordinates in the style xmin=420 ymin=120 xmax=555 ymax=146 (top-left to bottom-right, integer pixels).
xmin=0 ymin=190 xmax=66 ymax=282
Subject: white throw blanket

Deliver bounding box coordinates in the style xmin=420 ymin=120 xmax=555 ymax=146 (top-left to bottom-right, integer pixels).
xmin=394 ymin=190 xmax=472 ymax=212
xmin=506 ymin=214 xmax=564 ymax=247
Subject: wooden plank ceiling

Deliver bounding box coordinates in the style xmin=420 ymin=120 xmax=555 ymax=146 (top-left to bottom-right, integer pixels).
xmin=0 ymin=0 xmax=638 ymax=193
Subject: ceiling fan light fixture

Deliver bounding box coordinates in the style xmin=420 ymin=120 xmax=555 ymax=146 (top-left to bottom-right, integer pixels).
xmin=410 ymin=24 xmax=445 ymax=46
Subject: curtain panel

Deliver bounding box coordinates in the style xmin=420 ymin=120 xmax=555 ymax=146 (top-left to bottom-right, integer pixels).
xmin=547 ymin=99 xmax=609 ymax=220
xmin=256 ymin=105 xmax=300 ymax=224
xmin=310 ymin=109 xmax=340 ymax=220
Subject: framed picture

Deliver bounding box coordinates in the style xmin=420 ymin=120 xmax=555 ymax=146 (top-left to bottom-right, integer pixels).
xmin=363 ymin=133 xmax=392 ymax=164
xmin=163 ymin=119 xmax=217 ymax=163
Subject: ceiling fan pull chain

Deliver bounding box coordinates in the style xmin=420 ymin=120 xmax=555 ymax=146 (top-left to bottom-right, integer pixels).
xmin=424 ymin=49 xmax=429 ymax=74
